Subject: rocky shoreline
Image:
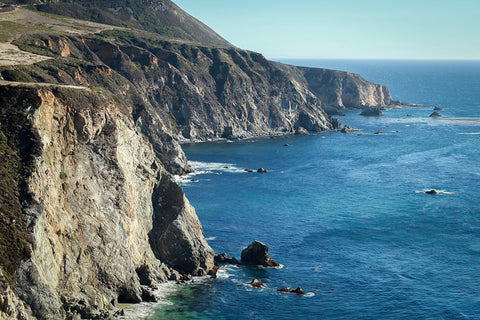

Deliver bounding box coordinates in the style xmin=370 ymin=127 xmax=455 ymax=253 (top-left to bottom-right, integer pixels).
xmin=0 ymin=1 xmax=411 ymax=319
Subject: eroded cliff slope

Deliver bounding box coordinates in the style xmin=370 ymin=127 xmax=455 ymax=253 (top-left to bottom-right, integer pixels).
xmin=0 ymin=84 xmax=214 ymax=319
xmin=0 ymin=4 xmax=397 ymax=319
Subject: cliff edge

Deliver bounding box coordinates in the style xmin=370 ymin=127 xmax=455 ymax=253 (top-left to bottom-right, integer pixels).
xmin=0 ymin=3 xmax=397 ymax=319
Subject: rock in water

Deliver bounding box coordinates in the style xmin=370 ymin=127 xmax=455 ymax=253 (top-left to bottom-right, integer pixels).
xmin=434 ymin=106 xmax=443 ymax=111
xmin=257 ymin=168 xmax=268 ymax=173
xmin=291 ymin=287 xmax=305 ymax=295
xmin=214 ymin=253 xmax=240 ymax=265
xmin=251 ymin=279 xmax=265 ymax=288
xmin=241 ymin=241 xmax=279 ymax=267
xmin=277 ymin=287 xmax=291 ymax=293
xmin=430 ymin=112 xmax=442 ymax=117
xmin=360 ymin=107 xmax=383 ymax=116
xmin=425 ymin=189 xmax=438 ymax=195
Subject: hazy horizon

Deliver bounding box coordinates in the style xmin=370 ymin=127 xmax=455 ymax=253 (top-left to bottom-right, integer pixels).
xmin=174 ymin=0 xmax=480 ymax=61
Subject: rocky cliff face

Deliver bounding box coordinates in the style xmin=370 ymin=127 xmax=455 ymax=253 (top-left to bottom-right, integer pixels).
xmin=0 ymin=4 xmax=397 ymax=319
xmin=0 ymin=84 xmax=213 ymax=319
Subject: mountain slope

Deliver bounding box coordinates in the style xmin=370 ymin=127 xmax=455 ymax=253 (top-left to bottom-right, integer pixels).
xmin=5 ymin=0 xmax=232 ymax=47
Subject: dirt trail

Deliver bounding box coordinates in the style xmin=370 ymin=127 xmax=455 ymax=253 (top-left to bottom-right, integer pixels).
xmin=0 ymin=79 xmax=90 ymax=90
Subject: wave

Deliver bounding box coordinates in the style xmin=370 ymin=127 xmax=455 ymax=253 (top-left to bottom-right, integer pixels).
xmin=118 ymin=282 xmax=179 ymax=320
xmin=175 ymin=161 xmax=247 ymax=185
xmin=188 ymin=160 xmax=245 ymax=173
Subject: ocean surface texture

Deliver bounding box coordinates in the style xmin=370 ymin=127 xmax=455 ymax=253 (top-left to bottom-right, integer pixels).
xmin=142 ymin=60 xmax=480 ymax=319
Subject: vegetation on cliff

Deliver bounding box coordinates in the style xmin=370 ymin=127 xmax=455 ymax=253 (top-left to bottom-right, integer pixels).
xmin=0 ymin=87 xmax=42 ymax=285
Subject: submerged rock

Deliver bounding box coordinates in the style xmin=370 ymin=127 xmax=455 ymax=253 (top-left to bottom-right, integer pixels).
xmin=430 ymin=112 xmax=442 ymax=117
xmin=241 ymin=241 xmax=279 ymax=267
xmin=434 ymin=106 xmax=443 ymax=111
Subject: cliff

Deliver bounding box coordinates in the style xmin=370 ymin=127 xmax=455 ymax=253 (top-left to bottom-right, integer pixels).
xmin=0 ymin=3 xmax=397 ymax=319
xmin=0 ymin=84 xmax=213 ymax=319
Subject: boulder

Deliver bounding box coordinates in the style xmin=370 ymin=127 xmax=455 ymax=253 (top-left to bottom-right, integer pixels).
xmin=251 ymin=279 xmax=265 ymax=288
xmin=425 ymin=189 xmax=438 ymax=195
xmin=434 ymin=106 xmax=443 ymax=111
xmin=291 ymin=287 xmax=305 ymax=295
xmin=429 ymin=112 xmax=442 ymax=117
xmin=214 ymin=253 xmax=240 ymax=265
xmin=241 ymin=241 xmax=279 ymax=267
xmin=277 ymin=287 xmax=291 ymax=293
xmin=257 ymin=168 xmax=268 ymax=173
xmin=207 ymin=265 xmax=219 ymax=278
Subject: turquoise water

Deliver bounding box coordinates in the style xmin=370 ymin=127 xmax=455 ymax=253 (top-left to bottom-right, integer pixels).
xmin=149 ymin=60 xmax=480 ymax=319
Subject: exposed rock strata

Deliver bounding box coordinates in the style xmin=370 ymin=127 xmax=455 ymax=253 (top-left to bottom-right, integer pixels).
xmin=0 ymin=85 xmax=213 ymax=318
xmin=0 ymin=2 xmax=401 ymax=319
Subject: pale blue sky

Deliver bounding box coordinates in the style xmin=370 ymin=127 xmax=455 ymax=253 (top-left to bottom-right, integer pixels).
xmin=173 ymin=0 xmax=480 ymax=60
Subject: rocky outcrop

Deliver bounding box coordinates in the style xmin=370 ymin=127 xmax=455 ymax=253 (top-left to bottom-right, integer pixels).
xmin=0 ymin=84 xmax=214 ymax=318
xmin=150 ymin=175 xmax=214 ymax=275
xmin=360 ymin=107 xmax=384 ymax=116
xmin=293 ymin=65 xmax=393 ymax=109
xmin=241 ymin=241 xmax=279 ymax=267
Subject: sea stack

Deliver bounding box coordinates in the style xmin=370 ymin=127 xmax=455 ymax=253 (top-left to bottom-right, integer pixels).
xmin=241 ymin=241 xmax=280 ymax=267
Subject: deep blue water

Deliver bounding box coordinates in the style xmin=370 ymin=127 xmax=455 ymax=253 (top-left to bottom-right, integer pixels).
xmin=146 ymin=60 xmax=480 ymax=319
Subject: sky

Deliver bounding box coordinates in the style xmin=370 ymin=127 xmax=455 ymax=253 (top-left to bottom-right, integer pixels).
xmin=173 ymin=0 xmax=480 ymax=60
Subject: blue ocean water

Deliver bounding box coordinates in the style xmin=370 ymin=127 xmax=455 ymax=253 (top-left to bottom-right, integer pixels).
xmin=147 ymin=60 xmax=480 ymax=319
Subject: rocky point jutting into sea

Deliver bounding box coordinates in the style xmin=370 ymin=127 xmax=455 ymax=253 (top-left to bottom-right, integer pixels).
xmin=0 ymin=0 xmax=400 ymax=318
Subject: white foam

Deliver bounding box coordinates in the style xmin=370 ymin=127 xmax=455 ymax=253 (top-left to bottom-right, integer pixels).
xmin=458 ymin=132 xmax=480 ymax=135
xmin=118 ymin=282 xmax=179 ymax=320
xmin=205 ymin=236 xmax=217 ymax=241
xmin=188 ymin=161 xmax=244 ymax=173
xmin=415 ymin=190 xmax=455 ymax=195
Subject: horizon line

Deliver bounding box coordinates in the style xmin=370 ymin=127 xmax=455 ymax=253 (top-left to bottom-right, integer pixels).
xmin=270 ymin=57 xmax=480 ymax=62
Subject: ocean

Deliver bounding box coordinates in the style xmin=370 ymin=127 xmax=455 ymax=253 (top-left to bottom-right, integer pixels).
xmin=138 ymin=60 xmax=480 ymax=319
